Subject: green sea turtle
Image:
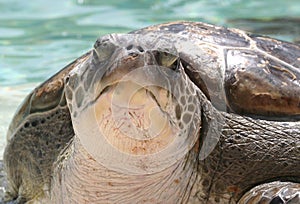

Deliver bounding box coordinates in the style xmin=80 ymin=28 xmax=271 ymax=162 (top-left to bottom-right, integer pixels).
xmin=1 ymin=21 xmax=300 ymax=203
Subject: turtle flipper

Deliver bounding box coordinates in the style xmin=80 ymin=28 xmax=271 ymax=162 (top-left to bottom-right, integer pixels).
xmin=239 ymin=181 xmax=300 ymax=204
xmin=3 ymin=52 xmax=91 ymax=203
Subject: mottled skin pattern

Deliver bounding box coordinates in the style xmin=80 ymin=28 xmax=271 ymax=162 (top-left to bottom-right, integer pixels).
xmin=1 ymin=21 xmax=300 ymax=203
xmin=2 ymin=53 xmax=90 ymax=203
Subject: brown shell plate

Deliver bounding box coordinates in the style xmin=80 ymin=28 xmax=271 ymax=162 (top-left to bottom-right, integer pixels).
xmin=133 ymin=21 xmax=300 ymax=118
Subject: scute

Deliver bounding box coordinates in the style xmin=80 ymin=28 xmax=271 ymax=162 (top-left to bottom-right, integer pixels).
xmin=132 ymin=21 xmax=251 ymax=47
xmin=225 ymin=48 xmax=300 ymax=116
xmin=250 ymin=34 xmax=300 ymax=68
xmin=132 ymin=21 xmax=300 ymax=118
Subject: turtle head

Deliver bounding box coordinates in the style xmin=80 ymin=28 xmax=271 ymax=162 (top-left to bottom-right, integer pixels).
xmin=64 ymin=34 xmax=202 ymax=175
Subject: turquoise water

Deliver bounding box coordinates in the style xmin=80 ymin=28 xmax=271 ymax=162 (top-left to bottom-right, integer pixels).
xmin=0 ymin=0 xmax=300 ymax=157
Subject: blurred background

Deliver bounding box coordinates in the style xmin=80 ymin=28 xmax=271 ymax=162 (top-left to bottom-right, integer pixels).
xmin=0 ymin=0 xmax=300 ymax=157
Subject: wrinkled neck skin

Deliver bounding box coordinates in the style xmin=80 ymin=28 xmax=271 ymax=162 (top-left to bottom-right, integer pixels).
xmin=50 ymin=136 xmax=199 ymax=204
xmin=49 ymin=110 xmax=300 ymax=204
xmin=196 ymin=109 xmax=300 ymax=203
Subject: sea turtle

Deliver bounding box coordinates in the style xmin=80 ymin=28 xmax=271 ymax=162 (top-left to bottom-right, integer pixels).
xmin=1 ymin=21 xmax=300 ymax=203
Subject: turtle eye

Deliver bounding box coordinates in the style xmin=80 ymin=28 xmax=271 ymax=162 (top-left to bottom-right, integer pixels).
xmin=155 ymin=51 xmax=180 ymax=71
xmin=93 ymin=35 xmax=117 ymax=62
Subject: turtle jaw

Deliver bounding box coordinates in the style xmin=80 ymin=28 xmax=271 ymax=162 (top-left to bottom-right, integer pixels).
xmin=89 ymin=45 xmax=196 ymax=157
xmin=91 ymin=48 xmax=182 ymax=156
xmin=94 ymin=80 xmax=178 ymax=156
xmin=64 ymin=33 xmax=203 ymax=175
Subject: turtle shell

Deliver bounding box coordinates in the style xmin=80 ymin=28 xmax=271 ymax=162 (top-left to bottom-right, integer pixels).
xmin=132 ymin=21 xmax=300 ymax=118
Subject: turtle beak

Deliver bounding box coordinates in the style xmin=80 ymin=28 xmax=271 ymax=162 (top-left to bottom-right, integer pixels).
xmin=93 ymin=49 xmax=177 ymax=127
xmin=90 ymin=40 xmax=184 ymax=155
xmin=93 ymin=39 xmax=180 ymax=101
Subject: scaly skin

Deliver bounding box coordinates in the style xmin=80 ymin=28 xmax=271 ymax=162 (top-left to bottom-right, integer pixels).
xmin=2 ymin=22 xmax=300 ymax=203
xmin=49 ymin=100 xmax=300 ymax=203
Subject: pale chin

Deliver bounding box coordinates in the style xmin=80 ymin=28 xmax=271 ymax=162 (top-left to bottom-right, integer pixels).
xmin=70 ymin=66 xmax=201 ymax=175
xmin=72 ymin=105 xmax=194 ymax=175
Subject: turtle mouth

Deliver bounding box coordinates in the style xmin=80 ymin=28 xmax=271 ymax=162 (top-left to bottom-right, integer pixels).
xmin=93 ymin=79 xmax=179 ymax=156
xmin=88 ymin=45 xmax=185 ymax=155
xmin=69 ymin=34 xmax=201 ymax=174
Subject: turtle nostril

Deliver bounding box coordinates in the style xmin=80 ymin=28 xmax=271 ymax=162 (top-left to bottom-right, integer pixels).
xmin=126 ymin=44 xmax=133 ymax=50
xmin=126 ymin=45 xmax=145 ymax=53
xmin=137 ymin=46 xmax=144 ymax=52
